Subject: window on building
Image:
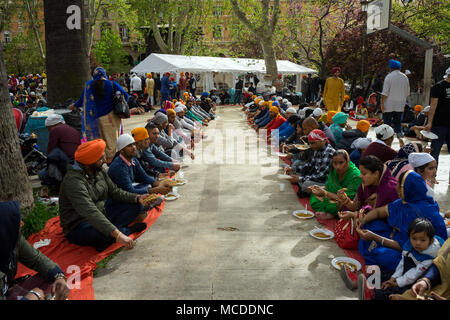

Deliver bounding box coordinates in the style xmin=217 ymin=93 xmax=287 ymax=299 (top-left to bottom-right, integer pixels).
xmin=120 ymin=26 xmax=129 ymax=42
xmin=213 ymin=25 xmax=223 ymax=40
xmin=213 ymin=5 xmax=222 ymax=17
xmin=3 ymin=31 xmax=11 ymax=43
xmin=102 ymin=8 xmax=108 ymax=18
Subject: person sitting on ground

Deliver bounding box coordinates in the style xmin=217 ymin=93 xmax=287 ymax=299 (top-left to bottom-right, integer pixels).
xmin=336 ymin=120 xmax=370 ymax=153
xmin=189 ymin=100 xmax=213 ymax=122
xmin=330 ymin=112 xmax=351 ymax=145
xmin=38 ymin=114 xmax=81 ymax=191
xmin=107 ymin=134 xmax=173 ymax=199
xmin=167 ymin=108 xmax=195 ymax=146
xmin=389 ymin=237 xmax=450 ymax=301
xmin=0 ymin=200 xmax=70 ymax=300
xmin=342 ymin=95 xmax=353 ymax=113
xmin=360 ymin=218 xmax=445 ymax=300
xmin=219 ymin=89 xmax=231 ymax=105
xmin=59 ymin=139 xmax=157 ymax=252
xmin=136 ymin=125 xmax=181 ymax=174
xmin=127 ymin=93 xmax=145 ymax=115
xmin=284 ymin=129 xmax=336 ymax=197
xmin=354 ymin=96 xmax=369 ymax=120
xmin=408 ymin=152 xmax=438 ymax=198
xmin=386 ymin=142 xmax=423 ymax=180
xmin=265 ymin=105 xmax=286 ymax=138
xmin=349 ymin=137 xmax=372 ymax=167
xmin=249 ymin=100 xmax=267 ymax=124
xmin=281 ymin=119 xmax=306 ymax=155
xmin=302 ymin=116 xmax=336 ymax=147
xmin=253 ymin=101 xmax=273 ymax=130
xmin=132 ymin=127 xmax=175 ymax=180
xmin=325 ymin=110 xmax=337 ymax=127
xmin=312 ymin=108 xmax=323 ymax=123
xmin=276 ymin=113 xmax=300 ymax=144
xmin=362 ymin=124 xmax=399 ymax=163
xmin=309 ymin=149 xmax=362 ymax=220
xmin=347 ymin=171 xmax=447 ymax=290
xmin=403 ymin=105 xmax=427 ymax=138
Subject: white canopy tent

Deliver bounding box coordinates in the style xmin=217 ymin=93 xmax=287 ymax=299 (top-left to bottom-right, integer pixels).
xmin=131 ymin=53 xmax=318 ymax=93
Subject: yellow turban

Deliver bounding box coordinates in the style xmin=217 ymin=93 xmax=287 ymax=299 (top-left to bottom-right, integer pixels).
xmin=254 ymin=99 xmax=262 ymax=105
xmin=356 ymin=120 xmax=371 ymax=133
xmin=75 ymin=139 xmax=106 ymax=165
xmin=269 ymin=106 xmax=280 ymax=115
xmin=414 ymin=105 xmax=423 ymax=112
xmin=167 ymin=109 xmax=176 ymax=116
xmin=327 ymin=111 xmax=337 ymax=123
xmin=131 ymin=127 xmax=150 ymax=142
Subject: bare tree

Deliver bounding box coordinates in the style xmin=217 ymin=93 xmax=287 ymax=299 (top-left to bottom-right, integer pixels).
xmin=230 ymin=0 xmax=281 ymax=81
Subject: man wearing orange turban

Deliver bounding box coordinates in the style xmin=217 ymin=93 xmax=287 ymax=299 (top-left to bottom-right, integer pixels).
xmin=335 ymin=120 xmax=370 ymax=152
xmin=59 ymin=139 xmax=158 ymax=252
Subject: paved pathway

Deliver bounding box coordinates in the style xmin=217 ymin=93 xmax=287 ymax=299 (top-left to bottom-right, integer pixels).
xmin=92 ymin=106 xmax=449 ymax=300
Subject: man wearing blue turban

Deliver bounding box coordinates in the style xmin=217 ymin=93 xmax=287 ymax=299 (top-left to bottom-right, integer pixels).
xmin=380 ymin=59 xmax=410 ymax=139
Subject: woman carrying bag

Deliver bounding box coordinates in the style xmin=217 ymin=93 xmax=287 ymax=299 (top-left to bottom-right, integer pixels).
xmin=71 ymin=67 xmax=129 ymax=164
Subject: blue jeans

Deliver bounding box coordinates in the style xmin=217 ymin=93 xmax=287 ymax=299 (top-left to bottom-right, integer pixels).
xmin=382 ymin=111 xmax=403 ymax=134
xmin=430 ymin=126 xmax=450 ymax=166
xmin=66 ymin=200 xmax=143 ymax=251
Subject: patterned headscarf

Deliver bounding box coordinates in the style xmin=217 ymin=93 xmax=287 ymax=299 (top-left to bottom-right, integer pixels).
xmin=92 ymin=67 xmax=107 ymax=81
xmin=387 ymin=142 xmax=421 ymax=177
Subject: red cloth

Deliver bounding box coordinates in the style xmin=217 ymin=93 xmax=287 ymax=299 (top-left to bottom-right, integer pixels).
xmin=266 ymin=115 xmax=286 ymax=137
xmin=15 ymin=203 xmax=165 ymax=300
xmin=13 ymin=108 xmax=25 ymax=132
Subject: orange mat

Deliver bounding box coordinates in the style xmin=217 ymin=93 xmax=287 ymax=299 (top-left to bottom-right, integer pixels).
xmin=15 ymin=202 xmax=165 ymax=300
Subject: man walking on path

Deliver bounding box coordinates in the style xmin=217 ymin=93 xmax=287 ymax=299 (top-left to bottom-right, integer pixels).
xmin=380 ymin=59 xmax=410 ymax=138
xmin=323 ymin=67 xmax=345 ymax=112
xmin=425 ymin=67 xmax=450 ymax=183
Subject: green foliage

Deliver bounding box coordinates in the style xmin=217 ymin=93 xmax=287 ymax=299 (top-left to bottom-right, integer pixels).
xmin=4 ymin=31 xmax=45 ymax=75
xmin=93 ymin=29 xmax=130 ymax=73
xmin=22 ymin=197 xmax=58 ymax=240
xmin=391 ymin=0 xmax=450 ymax=54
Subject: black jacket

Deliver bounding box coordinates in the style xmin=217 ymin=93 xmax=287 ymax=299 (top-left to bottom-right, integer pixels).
xmin=336 ymin=129 xmax=366 ymax=152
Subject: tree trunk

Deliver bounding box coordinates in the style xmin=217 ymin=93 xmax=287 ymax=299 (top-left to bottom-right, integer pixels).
xmin=0 ymin=42 xmax=34 ymax=212
xmin=25 ymin=0 xmax=45 ymax=60
xmin=44 ymin=0 xmax=90 ymax=106
xmin=261 ymin=35 xmax=278 ymax=81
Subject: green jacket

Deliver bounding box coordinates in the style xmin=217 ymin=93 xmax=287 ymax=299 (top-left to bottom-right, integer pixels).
xmin=310 ymin=161 xmax=362 ymax=216
xmin=1 ymin=235 xmax=62 ymax=300
xmin=59 ymin=162 xmax=137 ymax=237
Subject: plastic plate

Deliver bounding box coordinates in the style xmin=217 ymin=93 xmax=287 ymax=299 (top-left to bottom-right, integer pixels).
xmin=309 ymin=228 xmax=334 ymax=240
xmin=292 ymin=210 xmax=315 ymax=220
xmin=331 ymin=257 xmax=362 ymax=272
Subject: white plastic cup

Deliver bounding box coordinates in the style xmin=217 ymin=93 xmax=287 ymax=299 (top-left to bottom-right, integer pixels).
xmin=280 ymin=183 xmax=285 ymax=192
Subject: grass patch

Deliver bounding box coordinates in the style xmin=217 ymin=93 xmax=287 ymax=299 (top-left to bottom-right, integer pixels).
xmin=22 ymin=195 xmax=59 ymax=239
xmin=93 ymin=248 xmax=123 ymax=277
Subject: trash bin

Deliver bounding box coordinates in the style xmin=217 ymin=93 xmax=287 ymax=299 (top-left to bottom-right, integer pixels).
xmin=25 ymin=116 xmax=49 ymax=154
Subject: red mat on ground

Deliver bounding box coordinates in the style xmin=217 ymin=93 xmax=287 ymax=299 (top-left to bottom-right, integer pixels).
xmin=290 ymin=183 xmax=366 ymax=270
xmin=15 ymin=202 xmax=165 ymax=300
xmin=348 ymin=111 xmax=378 ymax=125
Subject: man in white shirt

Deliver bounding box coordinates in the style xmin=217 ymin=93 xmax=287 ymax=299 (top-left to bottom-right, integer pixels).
xmin=381 ymin=59 xmax=410 ymax=137
xmin=130 ymin=73 xmax=143 ymax=97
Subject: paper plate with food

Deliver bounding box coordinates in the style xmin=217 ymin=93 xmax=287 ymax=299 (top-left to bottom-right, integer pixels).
xmin=292 ymin=209 xmax=315 ymax=220
xmin=164 ymin=193 xmax=180 ymax=201
xmin=294 ymin=144 xmax=310 ymax=151
xmin=331 ymin=257 xmax=362 ymax=272
xmin=173 ymin=178 xmax=188 ymax=186
xmin=309 ymin=228 xmax=334 ymax=240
